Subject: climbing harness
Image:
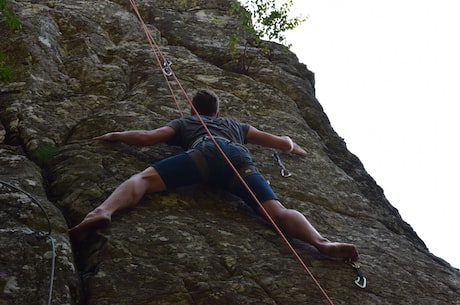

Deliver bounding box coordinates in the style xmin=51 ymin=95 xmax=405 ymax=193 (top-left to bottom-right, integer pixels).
xmin=350 ymin=261 xmax=367 ymax=289
xmin=0 ymin=179 xmax=56 ymax=305
xmin=272 ymin=152 xmax=292 ymax=177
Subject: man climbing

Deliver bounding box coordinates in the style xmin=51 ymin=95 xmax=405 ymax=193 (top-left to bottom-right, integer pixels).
xmin=69 ymin=89 xmax=359 ymax=262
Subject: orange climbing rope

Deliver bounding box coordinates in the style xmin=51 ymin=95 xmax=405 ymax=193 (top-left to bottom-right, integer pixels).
xmin=127 ymin=1 xmax=335 ymax=304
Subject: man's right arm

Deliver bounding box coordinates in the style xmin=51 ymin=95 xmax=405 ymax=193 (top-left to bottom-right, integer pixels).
xmin=245 ymin=126 xmax=307 ymax=156
xmin=93 ymin=126 xmax=176 ymax=147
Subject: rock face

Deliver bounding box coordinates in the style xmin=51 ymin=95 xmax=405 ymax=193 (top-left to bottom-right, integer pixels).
xmin=1 ymin=1 xmax=459 ymax=304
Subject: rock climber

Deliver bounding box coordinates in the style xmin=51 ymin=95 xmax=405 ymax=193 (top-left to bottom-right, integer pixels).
xmin=69 ymin=88 xmax=359 ymax=262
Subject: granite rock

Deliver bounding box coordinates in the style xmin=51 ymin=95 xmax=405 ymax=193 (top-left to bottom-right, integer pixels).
xmin=0 ymin=1 xmax=459 ymax=304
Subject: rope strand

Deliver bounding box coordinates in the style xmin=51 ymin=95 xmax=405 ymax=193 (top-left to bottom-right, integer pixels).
xmin=0 ymin=179 xmax=56 ymax=305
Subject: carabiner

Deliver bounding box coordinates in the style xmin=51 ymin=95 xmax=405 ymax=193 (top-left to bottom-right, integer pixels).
xmin=162 ymin=60 xmax=173 ymax=76
xmin=354 ymin=274 xmax=367 ymax=289
xmin=280 ymin=168 xmax=292 ymax=178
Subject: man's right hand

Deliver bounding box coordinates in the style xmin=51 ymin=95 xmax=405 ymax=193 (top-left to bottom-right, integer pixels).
xmin=93 ymin=132 xmax=119 ymax=141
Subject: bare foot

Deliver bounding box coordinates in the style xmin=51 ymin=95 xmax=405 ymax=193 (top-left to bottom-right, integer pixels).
xmin=69 ymin=209 xmax=111 ymax=242
xmin=320 ymin=242 xmax=359 ymax=261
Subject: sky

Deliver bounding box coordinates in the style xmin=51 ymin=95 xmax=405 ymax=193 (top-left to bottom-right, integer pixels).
xmin=280 ymin=0 xmax=460 ymax=269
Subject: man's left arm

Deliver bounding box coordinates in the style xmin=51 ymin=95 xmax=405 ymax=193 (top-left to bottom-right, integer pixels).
xmin=93 ymin=126 xmax=176 ymax=146
xmin=245 ymin=126 xmax=307 ymax=156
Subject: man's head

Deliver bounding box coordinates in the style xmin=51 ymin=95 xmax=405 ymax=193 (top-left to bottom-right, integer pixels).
xmin=191 ymin=89 xmax=219 ymax=117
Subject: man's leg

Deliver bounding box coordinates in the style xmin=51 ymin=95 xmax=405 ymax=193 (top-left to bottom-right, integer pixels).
xmin=258 ymin=200 xmax=359 ymax=261
xmin=69 ymin=167 xmax=166 ymax=241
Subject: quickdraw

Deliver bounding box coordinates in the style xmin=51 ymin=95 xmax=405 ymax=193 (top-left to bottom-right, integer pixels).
xmin=272 ymin=152 xmax=292 ymax=177
xmin=350 ymin=261 xmax=367 ymax=288
xmin=162 ymin=60 xmax=172 ymax=76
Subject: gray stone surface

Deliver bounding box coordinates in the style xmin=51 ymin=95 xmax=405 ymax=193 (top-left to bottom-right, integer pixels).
xmin=0 ymin=0 xmax=459 ymax=304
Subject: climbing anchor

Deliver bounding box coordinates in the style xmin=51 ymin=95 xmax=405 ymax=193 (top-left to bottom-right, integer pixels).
xmin=272 ymin=152 xmax=292 ymax=177
xmin=351 ymin=261 xmax=367 ymax=288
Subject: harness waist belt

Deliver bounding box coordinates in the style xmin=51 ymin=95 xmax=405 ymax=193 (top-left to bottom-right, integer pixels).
xmin=190 ymin=136 xmax=232 ymax=148
xmin=190 ymin=136 xmax=248 ymax=152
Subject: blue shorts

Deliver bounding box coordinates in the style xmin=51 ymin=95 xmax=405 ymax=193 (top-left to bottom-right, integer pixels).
xmin=152 ymin=139 xmax=278 ymax=210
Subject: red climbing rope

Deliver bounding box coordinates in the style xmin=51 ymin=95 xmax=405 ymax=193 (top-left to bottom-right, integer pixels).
xmin=127 ymin=1 xmax=335 ymax=304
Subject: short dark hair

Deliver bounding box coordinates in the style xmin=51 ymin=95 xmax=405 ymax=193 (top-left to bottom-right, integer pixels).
xmin=192 ymin=89 xmax=219 ymax=116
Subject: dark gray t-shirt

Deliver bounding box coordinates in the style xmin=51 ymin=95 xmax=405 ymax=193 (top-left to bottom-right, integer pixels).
xmin=166 ymin=115 xmax=251 ymax=150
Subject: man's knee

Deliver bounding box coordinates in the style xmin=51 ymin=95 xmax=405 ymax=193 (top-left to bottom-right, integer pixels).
xmin=136 ymin=167 xmax=167 ymax=193
xmin=258 ymin=199 xmax=286 ymax=220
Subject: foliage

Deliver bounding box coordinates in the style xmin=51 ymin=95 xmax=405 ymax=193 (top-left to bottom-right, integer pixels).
xmin=30 ymin=142 xmax=57 ymax=167
xmin=228 ymin=0 xmax=306 ymax=73
xmin=1 ymin=0 xmax=21 ymax=82
xmin=177 ymin=0 xmax=198 ymax=11
xmin=239 ymin=0 xmax=305 ymax=46
xmin=0 ymin=52 xmax=14 ymax=81
xmin=0 ymin=0 xmax=21 ymax=30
